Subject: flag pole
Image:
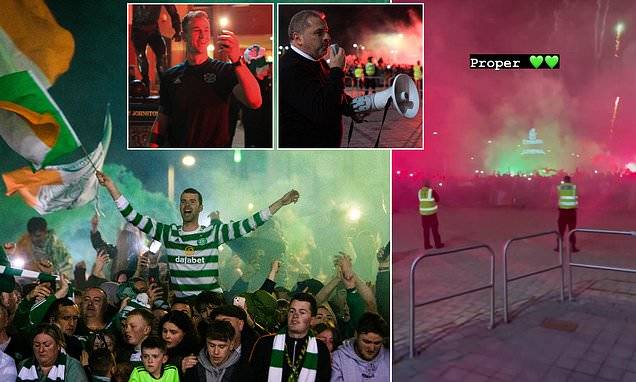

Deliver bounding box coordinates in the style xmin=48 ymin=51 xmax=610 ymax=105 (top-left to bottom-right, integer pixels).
xmin=77 ymin=103 xmax=111 ymax=172
xmin=91 ymin=103 xmax=111 ymax=216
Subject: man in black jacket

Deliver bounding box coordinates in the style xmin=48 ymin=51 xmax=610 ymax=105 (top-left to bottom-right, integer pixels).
xmin=249 ymin=293 xmax=331 ymax=381
xmin=279 ymin=10 xmax=353 ymax=148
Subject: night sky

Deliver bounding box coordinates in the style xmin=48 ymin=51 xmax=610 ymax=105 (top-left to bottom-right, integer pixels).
xmin=279 ymin=4 xmax=423 ymax=63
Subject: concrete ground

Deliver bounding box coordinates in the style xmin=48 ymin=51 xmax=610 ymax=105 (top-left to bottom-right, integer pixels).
xmin=392 ymin=207 xmax=636 ymax=381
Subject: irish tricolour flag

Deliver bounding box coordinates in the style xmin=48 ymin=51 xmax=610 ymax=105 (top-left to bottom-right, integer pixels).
xmin=0 ymin=0 xmax=79 ymax=170
xmin=2 ymin=110 xmax=111 ymax=214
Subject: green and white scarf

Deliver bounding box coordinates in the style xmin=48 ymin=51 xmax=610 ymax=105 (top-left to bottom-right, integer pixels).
xmin=268 ymin=332 xmax=318 ymax=382
xmin=17 ymin=352 xmax=67 ymax=382
xmin=0 ymin=264 xmax=57 ymax=281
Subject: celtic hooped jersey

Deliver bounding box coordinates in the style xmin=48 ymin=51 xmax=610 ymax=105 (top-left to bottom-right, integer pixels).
xmin=116 ymin=195 xmax=272 ymax=297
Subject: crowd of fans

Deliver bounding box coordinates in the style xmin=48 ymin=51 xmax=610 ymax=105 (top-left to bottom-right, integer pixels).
xmin=0 ymin=215 xmax=390 ymax=381
xmin=394 ymin=170 xmax=636 ymax=212
xmin=343 ymin=55 xmax=421 ymax=90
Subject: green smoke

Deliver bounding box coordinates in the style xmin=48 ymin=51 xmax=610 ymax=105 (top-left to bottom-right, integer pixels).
xmin=1 ymin=152 xmax=389 ymax=290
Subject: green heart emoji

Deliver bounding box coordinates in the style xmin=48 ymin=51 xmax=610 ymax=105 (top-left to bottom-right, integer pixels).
xmin=545 ymin=55 xmax=559 ymax=69
xmin=529 ymin=55 xmax=543 ymax=69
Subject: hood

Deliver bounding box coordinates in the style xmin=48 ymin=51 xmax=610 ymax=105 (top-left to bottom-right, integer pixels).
xmin=197 ymin=347 xmax=240 ymax=381
xmin=336 ymin=339 xmax=389 ymax=376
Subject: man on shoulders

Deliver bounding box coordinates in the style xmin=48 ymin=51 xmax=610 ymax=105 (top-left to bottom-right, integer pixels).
xmin=12 ymin=217 xmax=74 ymax=277
xmin=96 ymin=171 xmax=299 ymax=298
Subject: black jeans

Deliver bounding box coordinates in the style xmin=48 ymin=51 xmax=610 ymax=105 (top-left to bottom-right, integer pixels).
xmin=557 ymin=208 xmax=577 ymax=248
xmin=421 ymin=214 xmax=442 ymax=248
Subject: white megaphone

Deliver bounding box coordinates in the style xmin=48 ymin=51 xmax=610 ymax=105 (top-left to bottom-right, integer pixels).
xmin=350 ymin=74 xmax=419 ymax=118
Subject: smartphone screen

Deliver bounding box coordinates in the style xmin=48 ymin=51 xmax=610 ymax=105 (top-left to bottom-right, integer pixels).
xmin=233 ymin=296 xmax=246 ymax=310
xmin=149 ymin=240 xmax=162 ymax=254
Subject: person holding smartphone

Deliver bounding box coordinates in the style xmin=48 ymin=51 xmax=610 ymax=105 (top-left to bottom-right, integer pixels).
xmin=149 ymin=10 xmax=262 ymax=148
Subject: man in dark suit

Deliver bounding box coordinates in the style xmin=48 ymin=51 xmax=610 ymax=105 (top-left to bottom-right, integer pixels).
xmin=279 ymin=10 xmax=353 ymax=148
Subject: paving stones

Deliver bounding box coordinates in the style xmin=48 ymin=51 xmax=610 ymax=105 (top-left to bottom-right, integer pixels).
xmin=393 ymin=207 xmax=636 ymax=380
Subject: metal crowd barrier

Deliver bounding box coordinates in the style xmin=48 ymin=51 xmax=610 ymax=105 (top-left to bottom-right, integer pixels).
xmin=502 ymin=231 xmax=564 ymax=323
xmin=409 ymin=244 xmax=495 ymax=358
xmin=568 ymin=228 xmax=636 ymax=301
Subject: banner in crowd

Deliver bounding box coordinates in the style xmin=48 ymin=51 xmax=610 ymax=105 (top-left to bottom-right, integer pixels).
xmin=2 ymin=110 xmax=112 ymax=214
xmin=0 ymin=0 xmax=79 ymax=170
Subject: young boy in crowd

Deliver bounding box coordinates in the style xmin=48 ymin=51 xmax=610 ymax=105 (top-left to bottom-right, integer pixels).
xmin=129 ymin=337 xmax=179 ymax=382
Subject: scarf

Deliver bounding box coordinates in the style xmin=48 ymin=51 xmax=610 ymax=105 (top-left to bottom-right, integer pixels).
xmin=268 ymin=332 xmax=318 ymax=382
xmin=17 ymin=351 xmax=67 ymax=382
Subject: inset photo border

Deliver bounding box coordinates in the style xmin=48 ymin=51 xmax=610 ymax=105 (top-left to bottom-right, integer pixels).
xmin=127 ymin=3 xmax=274 ymax=150
xmin=276 ymin=3 xmax=423 ymax=150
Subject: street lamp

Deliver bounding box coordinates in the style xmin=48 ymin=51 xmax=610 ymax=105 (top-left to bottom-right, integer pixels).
xmin=347 ymin=206 xmax=361 ymax=222
xmin=182 ymin=155 xmax=196 ymax=166
xmin=616 ymin=22 xmax=625 ymax=34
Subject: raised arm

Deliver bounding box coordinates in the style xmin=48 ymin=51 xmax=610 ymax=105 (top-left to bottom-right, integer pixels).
xmin=376 ymin=244 xmax=390 ymax=323
xmin=315 ymin=258 xmax=343 ymax=306
xmin=340 ymin=253 xmax=377 ymax=315
xmin=268 ymin=189 xmax=300 ymax=215
xmin=259 ymin=260 xmax=280 ymax=293
xmin=218 ymin=30 xmax=261 ymax=109
xmin=96 ymin=171 xmax=169 ymax=243
xmin=353 ymin=274 xmax=378 ymax=313
xmin=213 ymin=190 xmax=300 ymax=246
xmin=96 ymin=171 xmax=121 ymax=200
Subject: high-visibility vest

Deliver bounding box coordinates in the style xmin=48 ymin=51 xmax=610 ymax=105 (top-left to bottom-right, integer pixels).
xmin=413 ymin=64 xmax=422 ymax=80
xmin=558 ymin=182 xmax=578 ymax=209
xmin=354 ymin=66 xmax=364 ymax=78
xmin=365 ymin=62 xmax=376 ymax=76
xmin=418 ymin=187 xmax=438 ymax=215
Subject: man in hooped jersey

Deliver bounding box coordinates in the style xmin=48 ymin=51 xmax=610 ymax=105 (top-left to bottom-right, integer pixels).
xmin=96 ymin=171 xmax=299 ymax=298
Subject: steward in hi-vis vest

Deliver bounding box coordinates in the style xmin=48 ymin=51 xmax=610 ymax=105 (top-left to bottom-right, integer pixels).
xmin=556 ymin=175 xmax=579 ymax=252
xmin=413 ymin=62 xmax=422 ymax=81
xmin=354 ymin=64 xmax=364 ymax=88
xmin=418 ymin=181 xmax=444 ymax=250
xmin=364 ymin=57 xmax=377 ymax=95
xmin=365 ymin=61 xmax=376 ymax=76
xmin=558 ymin=182 xmax=578 ymax=209
xmin=413 ymin=60 xmax=423 ymax=92
xmin=418 ymin=187 xmax=438 ymax=216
